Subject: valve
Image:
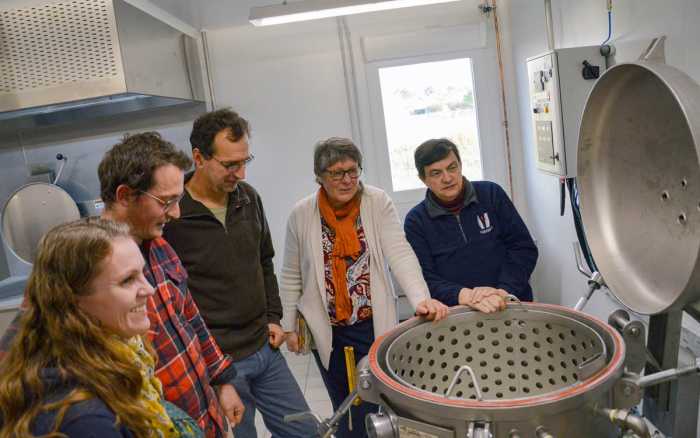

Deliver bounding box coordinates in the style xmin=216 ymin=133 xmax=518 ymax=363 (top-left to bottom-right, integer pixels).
xmin=285 ymin=390 xmax=360 ymax=438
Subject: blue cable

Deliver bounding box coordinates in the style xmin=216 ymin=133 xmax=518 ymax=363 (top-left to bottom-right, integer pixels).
xmin=601 ymin=10 xmax=612 ymax=45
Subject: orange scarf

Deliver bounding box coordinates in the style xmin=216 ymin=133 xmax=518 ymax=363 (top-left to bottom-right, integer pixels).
xmin=318 ymin=188 xmax=361 ymax=322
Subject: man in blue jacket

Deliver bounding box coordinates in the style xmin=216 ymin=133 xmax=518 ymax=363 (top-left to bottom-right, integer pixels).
xmin=404 ymin=138 xmax=538 ymax=310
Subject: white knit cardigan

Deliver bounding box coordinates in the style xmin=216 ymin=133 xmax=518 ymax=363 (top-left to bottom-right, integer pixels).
xmin=280 ymin=184 xmax=430 ymax=369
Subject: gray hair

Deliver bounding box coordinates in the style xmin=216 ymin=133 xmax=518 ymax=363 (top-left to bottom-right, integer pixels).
xmin=313 ymin=137 xmax=363 ymax=177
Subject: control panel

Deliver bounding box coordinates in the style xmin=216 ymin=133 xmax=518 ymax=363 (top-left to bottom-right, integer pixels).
xmin=527 ymin=46 xmax=604 ymax=177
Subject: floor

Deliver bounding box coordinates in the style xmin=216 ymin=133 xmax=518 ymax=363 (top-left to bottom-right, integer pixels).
xmin=252 ymin=347 xmax=333 ymax=437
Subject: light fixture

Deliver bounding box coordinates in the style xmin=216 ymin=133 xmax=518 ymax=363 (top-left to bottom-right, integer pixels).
xmin=249 ymin=0 xmax=464 ymax=26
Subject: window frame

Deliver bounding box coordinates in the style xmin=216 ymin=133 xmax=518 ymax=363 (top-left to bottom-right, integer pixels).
xmin=365 ymin=49 xmax=507 ymax=213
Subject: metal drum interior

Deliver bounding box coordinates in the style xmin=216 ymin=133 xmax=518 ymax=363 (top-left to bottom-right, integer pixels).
xmin=360 ymin=305 xmax=626 ymax=437
xmin=385 ymin=308 xmax=606 ymax=401
xmin=577 ymin=62 xmax=700 ymax=314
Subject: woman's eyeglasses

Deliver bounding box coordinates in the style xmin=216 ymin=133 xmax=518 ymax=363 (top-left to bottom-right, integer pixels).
xmin=325 ymin=167 xmax=362 ymax=182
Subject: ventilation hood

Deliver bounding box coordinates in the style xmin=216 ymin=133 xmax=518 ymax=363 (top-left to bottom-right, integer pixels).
xmin=0 ymin=0 xmax=206 ymax=132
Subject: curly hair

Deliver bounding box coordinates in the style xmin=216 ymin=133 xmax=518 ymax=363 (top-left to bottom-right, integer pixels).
xmin=98 ymin=132 xmax=192 ymax=205
xmin=190 ymin=108 xmax=250 ymax=158
xmin=0 ymin=218 xmax=164 ymax=437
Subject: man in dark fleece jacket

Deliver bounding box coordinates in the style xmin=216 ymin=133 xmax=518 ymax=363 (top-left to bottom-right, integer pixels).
xmin=404 ymin=138 xmax=538 ymax=310
xmin=162 ymin=109 xmax=315 ymax=438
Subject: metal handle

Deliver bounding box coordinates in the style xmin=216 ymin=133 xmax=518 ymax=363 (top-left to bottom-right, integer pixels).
xmin=637 ymin=357 xmax=700 ymax=388
xmin=639 ymin=35 xmax=666 ymax=63
xmin=574 ymin=275 xmax=602 ymax=311
xmin=284 ymin=411 xmax=333 ymax=438
xmin=328 ymin=390 xmax=359 ymax=429
xmin=572 ymin=243 xmax=606 ymax=311
xmin=284 ymin=390 xmax=360 ymax=438
xmin=445 ymin=365 xmax=482 ymax=400
xmin=505 ymin=294 xmax=527 ymax=312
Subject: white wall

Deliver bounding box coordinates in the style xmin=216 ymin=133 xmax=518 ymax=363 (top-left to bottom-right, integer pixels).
xmin=205 ymin=20 xmax=354 ymax=266
xmin=204 ymin=1 xmax=516 ymax=271
xmin=506 ymin=0 xmax=700 ymax=325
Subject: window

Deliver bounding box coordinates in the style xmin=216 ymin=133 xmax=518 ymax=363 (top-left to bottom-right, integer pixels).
xmin=377 ymin=58 xmax=483 ymax=192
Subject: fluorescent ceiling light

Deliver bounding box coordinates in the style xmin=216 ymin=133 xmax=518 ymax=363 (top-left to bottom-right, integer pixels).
xmin=250 ymin=0 xmax=463 ymax=26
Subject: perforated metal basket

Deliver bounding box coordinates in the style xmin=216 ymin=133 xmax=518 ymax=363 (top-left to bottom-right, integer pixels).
xmin=364 ymin=303 xmax=624 ymax=416
xmin=385 ymin=306 xmax=607 ymax=402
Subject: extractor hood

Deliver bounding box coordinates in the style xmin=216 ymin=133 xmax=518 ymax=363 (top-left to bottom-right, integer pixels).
xmin=0 ymin=0 xmax=206 ymax=131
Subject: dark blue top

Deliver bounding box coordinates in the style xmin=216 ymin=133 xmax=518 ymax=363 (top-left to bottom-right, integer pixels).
xmin=29 ymin=369 xmax=134 ymax=437
xmin=404 ymin=180 xmax=538 ymax=305
xmin=33 ymin=399 xmax=133 ymax=437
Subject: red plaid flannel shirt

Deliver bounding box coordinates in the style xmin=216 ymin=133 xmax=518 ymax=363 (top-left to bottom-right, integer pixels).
xmin=0 ymin=237 xmax=236 ymax=438
xmin=143 ymin=237 xmax=236 ymax=438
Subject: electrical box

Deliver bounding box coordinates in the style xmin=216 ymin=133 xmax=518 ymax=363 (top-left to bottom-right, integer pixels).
xmin=527 ymin=46 xmax=605 ymax=177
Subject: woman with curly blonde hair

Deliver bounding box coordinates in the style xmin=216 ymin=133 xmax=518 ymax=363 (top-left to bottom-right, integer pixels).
xmin=0 ymin=218 xmax=201 ymax=437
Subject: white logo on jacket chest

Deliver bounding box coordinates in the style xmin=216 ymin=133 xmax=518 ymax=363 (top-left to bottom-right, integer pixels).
xmin=477 ymin=212 xmax=493 ymax=234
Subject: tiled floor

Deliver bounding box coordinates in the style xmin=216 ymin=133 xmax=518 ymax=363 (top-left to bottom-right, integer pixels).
xmin=252 ymin=347 xmax=333 ymax=437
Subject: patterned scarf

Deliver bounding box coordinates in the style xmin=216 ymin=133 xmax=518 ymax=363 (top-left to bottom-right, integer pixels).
xmin=318 ymin=187 xmax=362 ymax=322
xmin=126 ymin=336 xmax=180 ymax=437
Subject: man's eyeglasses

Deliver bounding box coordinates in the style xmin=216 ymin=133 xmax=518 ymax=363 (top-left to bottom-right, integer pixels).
xmin=325 ymin=167 xmax=362 ymax=182
xmin=210 ymin=154 xmax=255 ymax=172
xmin=139 ymin=191 xmax=184 ymax=212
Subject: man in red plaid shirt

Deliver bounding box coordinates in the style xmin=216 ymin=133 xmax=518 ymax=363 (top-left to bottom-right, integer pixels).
xmin=0 ymin=132 xmax=244 ymax=437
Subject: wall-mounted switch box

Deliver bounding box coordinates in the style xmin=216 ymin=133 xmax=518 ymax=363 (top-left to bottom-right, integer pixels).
xmin=527 ymin=46 xmax=605 ymax=177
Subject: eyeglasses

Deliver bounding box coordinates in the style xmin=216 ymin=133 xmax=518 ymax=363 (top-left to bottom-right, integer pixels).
xmin=210 ymin=154 xmax=255 ymax=172
xmin=139 ymin=190 xmax=184 ymax=212
xmin=325 ymin=166 xmax=362 ymax=182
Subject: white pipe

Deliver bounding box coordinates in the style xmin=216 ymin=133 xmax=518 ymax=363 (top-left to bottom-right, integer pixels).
xmin=489 ymin=0 xmax=515 ymax=198
xmin=336 ymin=18 xmax=364 ymax=148
xmin=201 ymin=30 xmax=218 ymax=110
xmin=544 ymin=0 xmax=555 ymax=50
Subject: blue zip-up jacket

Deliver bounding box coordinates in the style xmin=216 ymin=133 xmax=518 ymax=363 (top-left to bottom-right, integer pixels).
xmin=404 ymin=179 xmax=538 ymax=305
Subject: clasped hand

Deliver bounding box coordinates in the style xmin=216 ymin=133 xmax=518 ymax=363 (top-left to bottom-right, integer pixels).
xmin=458 ymin=287 xmax=508 ymax=313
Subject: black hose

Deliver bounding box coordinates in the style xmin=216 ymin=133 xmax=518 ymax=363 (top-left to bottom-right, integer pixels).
xmin=567 ymin=177 xmax=598 ymax=273
xmin=559 ymin=178 xmax=566 ymax=216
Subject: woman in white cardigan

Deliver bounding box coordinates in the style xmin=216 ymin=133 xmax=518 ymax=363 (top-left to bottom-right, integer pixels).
xmin=281 ymin=137 xmax=447 ymax=437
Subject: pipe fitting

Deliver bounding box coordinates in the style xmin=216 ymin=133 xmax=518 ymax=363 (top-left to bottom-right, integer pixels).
xmin=597 ymin=407 xmax=650 ymax=438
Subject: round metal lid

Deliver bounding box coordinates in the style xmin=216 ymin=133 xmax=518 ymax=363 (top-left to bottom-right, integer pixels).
xmin=1 ymin=182 xmax=80 ymax=264
xmin=577 ymin=61 xmax=700 ymax=314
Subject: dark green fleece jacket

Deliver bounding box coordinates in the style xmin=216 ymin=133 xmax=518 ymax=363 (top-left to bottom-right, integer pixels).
xmin=163 ymin=176 xmax=282 ymax=361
